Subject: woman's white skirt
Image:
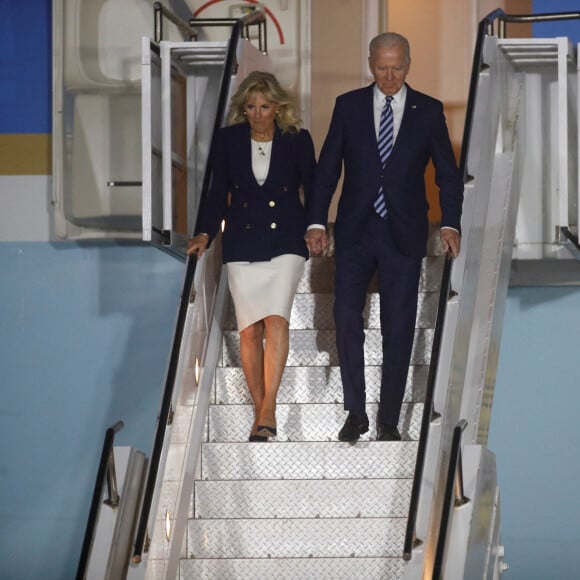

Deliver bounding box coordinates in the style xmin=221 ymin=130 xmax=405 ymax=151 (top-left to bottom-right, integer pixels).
xmin=226 ymin=254 xmax=305 ymax=332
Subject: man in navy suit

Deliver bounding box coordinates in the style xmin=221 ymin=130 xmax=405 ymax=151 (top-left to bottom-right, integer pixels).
xmin=305 ymin=32 xmax=463 ymax=442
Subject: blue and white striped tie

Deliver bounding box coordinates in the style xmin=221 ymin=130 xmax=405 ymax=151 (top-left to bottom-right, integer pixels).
xmin=374 ymin=95 xmax=394 ymax=219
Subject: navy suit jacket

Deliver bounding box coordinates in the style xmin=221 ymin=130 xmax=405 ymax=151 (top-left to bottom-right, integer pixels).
xmin=310 ymin=83 xmax=463 ymax=258
xmin=196 ymin=122 xmax=316 ymax=262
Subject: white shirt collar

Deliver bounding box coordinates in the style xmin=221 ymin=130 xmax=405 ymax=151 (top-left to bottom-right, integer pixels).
xmin=373 ymin=83 xmax=407 ymax=109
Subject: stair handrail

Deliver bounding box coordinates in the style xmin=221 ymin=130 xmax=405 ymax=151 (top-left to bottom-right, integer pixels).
xmin=404 ymin=6 xmax=580 ymax=563
xmin=559 ymin=226 xmax=580 ymax=258
xmin=459 ymin=8 xmax=505 ymax=180
xmin=495 ymin=10 xmax=580 ymax=38
xmin=403 ymin=255 xmax=452 ymax=559
xmin=432 ymin=419 xmax=469 ymax=579
xmin=76 ymin=421 xmax=124 ymax=580
xmin=153 ymin=1 xmax=198 ymax=42
xmin=403 ymin=8 xmax=503 ymax=561
xmin=131 ymin=8 xmax=267 ymax=565
xmin=462 ymin=9 xmax=580 ymax=174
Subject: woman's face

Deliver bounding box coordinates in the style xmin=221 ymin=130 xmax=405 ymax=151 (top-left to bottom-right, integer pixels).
xmin=244 ymin=91 xmax=277 ymax=134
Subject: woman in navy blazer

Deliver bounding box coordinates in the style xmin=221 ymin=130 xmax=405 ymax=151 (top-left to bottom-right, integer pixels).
xmin=187 ymin=71 xmax=316 ymax=442
xmin=306 ymin=33 xmax=463 ymax=442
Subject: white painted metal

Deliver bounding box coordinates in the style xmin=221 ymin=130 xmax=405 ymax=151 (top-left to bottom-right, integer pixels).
xmin=160 ymin=40 xmax=229 ymax=239
xmin=500 ymin=38 xmax=579 ymax=259
xmin=85 ymin=447 xmax=147 ymax=580
xmin=404 ymin=30 xmax=580 ymax=578
xmin=140 ymin=38 xmax=161 ymax=243
xmin=443 ymin=446 xmax=503 ymax=579
xmin=181 ymin=557 xmax=404 ymax=579
xmin=128 ymin=245 xmax=227 ymax=580
xmin=299 ymin=0 xmax=313 ymax=128
xmin=147 ymin=265 xmax=229 ymax=580
xmin=161 ymin=41 xmax=174 ymax=236
xmin=557 ymin=38 xmax=569 ymax=229
xmin=404 ymin=35 xmax=526 ymax=578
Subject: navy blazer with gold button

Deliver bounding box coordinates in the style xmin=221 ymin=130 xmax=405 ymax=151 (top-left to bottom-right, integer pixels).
xmin=196 ymin=122 xmax=316 ymax=263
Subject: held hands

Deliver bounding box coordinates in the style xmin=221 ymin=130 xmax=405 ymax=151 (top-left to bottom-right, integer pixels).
xmin=304 ymin=228 xmax=328 ymax=256
xmin=440 ymin=228 xmax=461 ymax=258
xmin=186 ymin=233 xmax=209 ymax=257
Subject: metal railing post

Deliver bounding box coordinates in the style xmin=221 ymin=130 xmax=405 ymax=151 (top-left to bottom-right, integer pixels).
xmin=76 ymin=421 xmax=124 ymax=580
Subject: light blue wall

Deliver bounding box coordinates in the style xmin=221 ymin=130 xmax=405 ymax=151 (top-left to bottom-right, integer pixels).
xmin=488 ymin=4 xmax=580 ymax=579
xmin=489 ymin=288 xmax=580 ymax=579
xmin=0 ymin=243 xmax=183 ymax=579
xmin=0 ymin=2 xmax=187 ymax=577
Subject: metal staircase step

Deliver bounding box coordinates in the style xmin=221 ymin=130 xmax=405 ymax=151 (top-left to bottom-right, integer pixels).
xmin=224 ymin=290 xmax=439 ymax=330
xmin=186 ymin=516 xmax=406 ymax=559
xmin=180 ymin=556 xmax=404 ymax=579
xmin=214 ymin=364 xmax=428 ymax=404
xmin=178 ymin=234 xmax=445 ymax=577
xmin=207 ymin=402 xmax=423 ymax=442
xmin=170 ymin=42 xmax=229 ymax=67
xmin=200 ymin=441 xmax=417 ymax=481
xmin=222 ymin=328 xmax=433 ymax=367
xmin=297 ymin=254 xmax=444 ymax=293
xmin=194 ymin=478 xmax=412 ymax=519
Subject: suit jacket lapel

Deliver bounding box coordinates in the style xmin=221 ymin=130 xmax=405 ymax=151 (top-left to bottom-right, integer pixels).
xmin=364 ymin=84 xmax=382 ymax=164
xmin=392 ymin=84 xmax=417 ymax=154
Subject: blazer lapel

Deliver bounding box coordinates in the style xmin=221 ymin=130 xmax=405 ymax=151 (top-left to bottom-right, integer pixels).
xmin=363 ymin=84 xmax=382 ymax=164
xmin=237 ymin=123 xmax=254 ymax=182
xmin=392 ymin=84 xmax=418 ymax=153
xmin=259 ymin=125 xmax=282 ymax=187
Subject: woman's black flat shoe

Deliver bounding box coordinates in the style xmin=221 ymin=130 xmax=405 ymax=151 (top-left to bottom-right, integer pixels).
xmin=257 ymin=424 xmax=277 ymax=437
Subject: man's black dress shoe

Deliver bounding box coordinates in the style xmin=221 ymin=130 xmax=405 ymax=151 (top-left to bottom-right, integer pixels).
xmin=377 ymin=424 xmax=402 ymax=441
xmin=338 ymin=412 xmax=369 ymax=442
xmin=249 ymin=433 xmax=268 ymax=442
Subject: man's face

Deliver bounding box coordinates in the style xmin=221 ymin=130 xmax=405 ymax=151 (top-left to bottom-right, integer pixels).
xmin=368 ymin=43 xmax=410 ymax=96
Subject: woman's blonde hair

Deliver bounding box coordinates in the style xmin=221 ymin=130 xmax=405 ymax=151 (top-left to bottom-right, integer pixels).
xmin=228 ymin=71 xmax=302 ymax=133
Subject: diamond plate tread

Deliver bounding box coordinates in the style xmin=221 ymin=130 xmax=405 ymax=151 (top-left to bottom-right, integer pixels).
xmin=223 ymin=290 xmax=439 ymax=330
xmin=214 ymin=364 xmax=428 ymax=405
xmin=194 ymin=478 xmax=412 ymax=519
xmin=207 ymin=402 xmax=423 ymax=443
xmin=180 ymin=557 xmax=403 ymax=580
xmin=222 ymin=328 xmax=433 ymax=367
xmin=200 ymin=441 xmax=417 ymax=481
xmin=186 ymin=517 xmax=406 ymax=559
xmin=296 ymin=254 xmax=444 ymax=294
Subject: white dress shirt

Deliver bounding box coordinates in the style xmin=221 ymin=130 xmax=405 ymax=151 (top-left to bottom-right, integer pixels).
xmin=373 ymin=83 xmax=406 ymax=144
